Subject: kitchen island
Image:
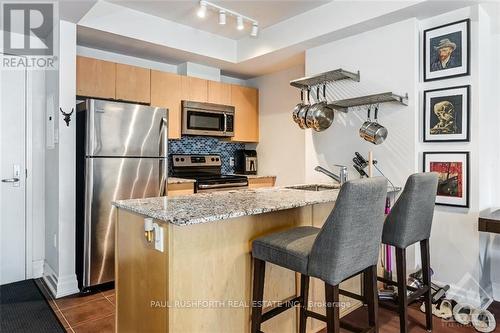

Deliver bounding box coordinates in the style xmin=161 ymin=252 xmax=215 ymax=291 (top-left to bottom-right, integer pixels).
xmin=113 ymin=186 xmax=362 ymax=333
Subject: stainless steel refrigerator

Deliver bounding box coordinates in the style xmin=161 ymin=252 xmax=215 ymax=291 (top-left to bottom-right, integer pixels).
xmin=76 ymin=99 xmax=168 ymax=290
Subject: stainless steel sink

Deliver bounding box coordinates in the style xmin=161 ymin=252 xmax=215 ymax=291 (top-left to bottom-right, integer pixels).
xmin=285 ymin=184 xmax=339 ymax=191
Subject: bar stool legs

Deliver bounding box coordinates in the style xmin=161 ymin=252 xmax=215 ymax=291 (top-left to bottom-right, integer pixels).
xmin=366 ymin=266 xmax=379 ymax=329
xmin=299 ymin=275 xmax=310 ymax=333
xmin=396 ymin=248 xmax=408 ymax=333
xmin=251 ymin=258 xmax=265 ymax=333
xmin=420 ymin=239 xmax=433 ymax=332
xmin=325 ymin=283 xmax=340 ymax=333
xmin=391 ymin=239 xmax=433 ymax=333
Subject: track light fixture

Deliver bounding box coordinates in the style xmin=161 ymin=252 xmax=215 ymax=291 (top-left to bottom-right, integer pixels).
xmin=236 ymin=16 xmax=244 ymax=31
xmin=250 ymin=23 xmax=259 ymax=37
xmin=197 ymin=0 xmax=207 ymax=18
xmin=197 ymin=1 xmax=258 ymax=37
xmin=219 ymin=10 xmax=226 ymax=25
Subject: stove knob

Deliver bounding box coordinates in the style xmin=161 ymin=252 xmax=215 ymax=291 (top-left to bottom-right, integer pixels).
xmin=175 ymin=158 xmax=179 ymax=162
xmin=216 ymin=158 xmax=220 ymax=162
xmin=180 ymin=158 xmax=185 ymax=162
xmin=211 ymin=158 xmax=215 ymax=162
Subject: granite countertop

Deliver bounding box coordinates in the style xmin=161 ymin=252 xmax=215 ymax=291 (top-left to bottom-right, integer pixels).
xmin=167 ymin=177 xmax=196 ymax=184
xmin=113 ymin=186 xmax=339 ymax=226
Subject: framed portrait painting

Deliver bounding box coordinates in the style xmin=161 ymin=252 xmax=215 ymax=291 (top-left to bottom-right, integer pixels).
xmin=423 ymin=85 xmax=470 ymax=142
xmin=423 ymin=152 xmax=469 ymax=208
xmin=424 ymin=19 xmax=470 ymax=81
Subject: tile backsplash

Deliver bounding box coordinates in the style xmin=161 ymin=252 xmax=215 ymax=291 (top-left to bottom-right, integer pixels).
xmin=168 ymin=136 xmax=244 ymax=174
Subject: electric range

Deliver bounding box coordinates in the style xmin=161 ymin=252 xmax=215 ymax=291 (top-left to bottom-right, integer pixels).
xmin=170 ymin=154 xmax=248 ymax=193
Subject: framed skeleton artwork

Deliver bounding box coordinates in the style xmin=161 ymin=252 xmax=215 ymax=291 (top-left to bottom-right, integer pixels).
xmin=423 ymin=85 xmax=470 ymax=142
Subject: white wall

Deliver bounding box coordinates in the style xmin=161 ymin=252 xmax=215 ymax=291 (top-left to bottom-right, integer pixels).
xmin=305 ymin=18 xmax=418 ymax=189
xmin=248 ymin=65 xmax=306 ymax=185
xmin=43 ymin=20 xmax=79 ymax=298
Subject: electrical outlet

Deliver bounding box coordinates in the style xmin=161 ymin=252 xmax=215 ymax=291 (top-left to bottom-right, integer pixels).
xmin=229 ymin=157 xmax=235 ymax=167
xmin=153 ymin=223 xmax=164 ymax=252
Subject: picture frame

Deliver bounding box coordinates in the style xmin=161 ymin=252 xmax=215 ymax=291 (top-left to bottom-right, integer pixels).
xmin=423 ymin=19 xmax=470 ymax=82
xmin=423 ymin=152 xmax=469 ymax=208
xmin=423 ymin=85 xmax=470 ymax=142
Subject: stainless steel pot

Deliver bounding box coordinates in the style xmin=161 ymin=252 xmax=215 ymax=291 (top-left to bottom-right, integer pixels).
xmin=297 ymin=89 xmax=311 ymax=129
xmin=308 ymin=85 xmax=334 ymax=132
xmin=359 ymin=106 xmax=388 ymax=145
xmin=292 ymin=89 xmax=304 ymax=125
xmin=306 ymin=86 xmax=324 ymax=128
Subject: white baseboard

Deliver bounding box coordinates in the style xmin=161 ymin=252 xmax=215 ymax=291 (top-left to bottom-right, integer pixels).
xmin=32 ymin=260 xmax=44 ymax=278
xmin=42 ymin=261 xmax=79 ymax=298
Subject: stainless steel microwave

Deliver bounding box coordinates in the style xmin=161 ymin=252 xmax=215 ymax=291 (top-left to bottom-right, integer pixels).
xmin=181 ymin=101 xmax=235 ymax=137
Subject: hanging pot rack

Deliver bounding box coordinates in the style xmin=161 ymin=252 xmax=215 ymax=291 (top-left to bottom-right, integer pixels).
xmin=289 ymin=68 xmax=408 ymax=112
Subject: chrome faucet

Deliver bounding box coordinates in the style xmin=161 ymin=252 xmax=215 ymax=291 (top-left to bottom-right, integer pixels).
xmin=315 ymin=165 xmax=348 ymax=186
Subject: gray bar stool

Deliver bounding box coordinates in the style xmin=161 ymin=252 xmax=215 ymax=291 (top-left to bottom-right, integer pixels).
xmin=380 ymin=172 xmax=438 ymax=333
xmin=251 ymin=177 xmax=388 ymax=333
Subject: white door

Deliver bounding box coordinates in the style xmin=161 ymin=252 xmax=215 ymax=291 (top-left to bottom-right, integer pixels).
xmin=0 ymin=61 xmax=27 ymax=285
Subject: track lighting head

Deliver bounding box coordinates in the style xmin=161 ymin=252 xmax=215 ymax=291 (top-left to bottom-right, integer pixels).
xmin=237 ymin=16 xmax=244 ymax=30
xmin=197 ymin=0 xmax=207 ymax=18
xmin=219 ymin=10 xmax=226 ymax=25
xmin=250 ymin=23 xmax=258 ymax=37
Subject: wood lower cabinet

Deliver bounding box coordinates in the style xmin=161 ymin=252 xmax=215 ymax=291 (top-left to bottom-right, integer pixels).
xmin=208 ymin=81 xmax=231 ymax=105
xmin=76 ymin=56 xmax=116 ymax=99
xmin=248 ymin=176 xmax=276 ymax=189
xmin=231 ymin=85 xmax=259 ymax=142
xmin=151 ymin=70 xmax=183 ymax=139
xmin=115 ymin=63 xmax=151 ymax=104
xmin=167 ymin=183 xmax=194 ymax=197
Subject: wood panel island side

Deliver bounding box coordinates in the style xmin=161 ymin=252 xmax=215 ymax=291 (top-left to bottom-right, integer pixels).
xmin=113 ymin=186 xmax=362 ymax=333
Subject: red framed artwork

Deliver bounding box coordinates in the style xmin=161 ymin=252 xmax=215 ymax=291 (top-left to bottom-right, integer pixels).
xmin=423 ymin=152 xmax=469 ymax=208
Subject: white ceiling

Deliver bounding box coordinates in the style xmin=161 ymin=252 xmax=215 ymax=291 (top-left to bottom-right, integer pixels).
xmin=110 ymin=0 xmax=331 ymax=39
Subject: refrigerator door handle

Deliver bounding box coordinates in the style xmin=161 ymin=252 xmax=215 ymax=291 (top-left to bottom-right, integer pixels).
xmin=159 ymin=116 xmax=168 ymax=157
xmin=159 ymin=116 xmax=168 ymax=196
xmin=159 ymin=158 xmax=167 ymax=196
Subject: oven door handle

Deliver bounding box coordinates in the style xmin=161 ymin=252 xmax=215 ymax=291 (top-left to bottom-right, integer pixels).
xmin=198 ymin=182 xmax=248 ymax=189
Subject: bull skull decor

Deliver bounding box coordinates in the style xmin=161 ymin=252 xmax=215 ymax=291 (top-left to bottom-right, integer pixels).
xmin=60 ymin=107 xmax=74 ymax=127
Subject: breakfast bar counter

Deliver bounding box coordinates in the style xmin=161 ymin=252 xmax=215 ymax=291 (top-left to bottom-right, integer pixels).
xmin=113 ymin=185 xmax=361 ymax=333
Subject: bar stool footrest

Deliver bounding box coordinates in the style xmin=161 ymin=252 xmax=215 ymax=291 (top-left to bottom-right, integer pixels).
xmin=304 ymin=310 xmax=375 ymax=333
xmin=261 ymin=296 xmax=302 ymax=323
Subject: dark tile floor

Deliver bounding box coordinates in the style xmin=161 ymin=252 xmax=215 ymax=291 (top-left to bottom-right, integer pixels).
xmin=36 ymin=279 xmax=115 ymax=333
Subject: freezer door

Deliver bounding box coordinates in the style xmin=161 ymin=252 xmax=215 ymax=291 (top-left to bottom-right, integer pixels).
xmin=83 ymin=157 xmax=167 ymax=287
xmin=86 ymin=99 xmax=167 ymax=157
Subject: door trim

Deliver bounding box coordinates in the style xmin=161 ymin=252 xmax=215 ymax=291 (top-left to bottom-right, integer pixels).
xmin=25 ymin=68 xmax=34 ymax=279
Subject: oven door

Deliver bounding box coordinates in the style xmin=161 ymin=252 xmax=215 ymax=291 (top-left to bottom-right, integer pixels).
xmin=182 ymin=108 xmax=231 ymax=137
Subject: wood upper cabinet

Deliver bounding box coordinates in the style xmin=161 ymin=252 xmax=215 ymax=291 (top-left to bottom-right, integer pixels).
xmin=230 ymin=85 xmax=259 ymax=142
xmin=150 ymin=70 xmax=183 ymax=139
xmin=208 ymin=81 xmax=231 ymax=105
xmin=181 ymin=76 xmax=208 ymax=103
xmin=76 ymin=56 xmax=116 ymax=99
xmin=115 ymin=63 xmax=151 ymax=104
